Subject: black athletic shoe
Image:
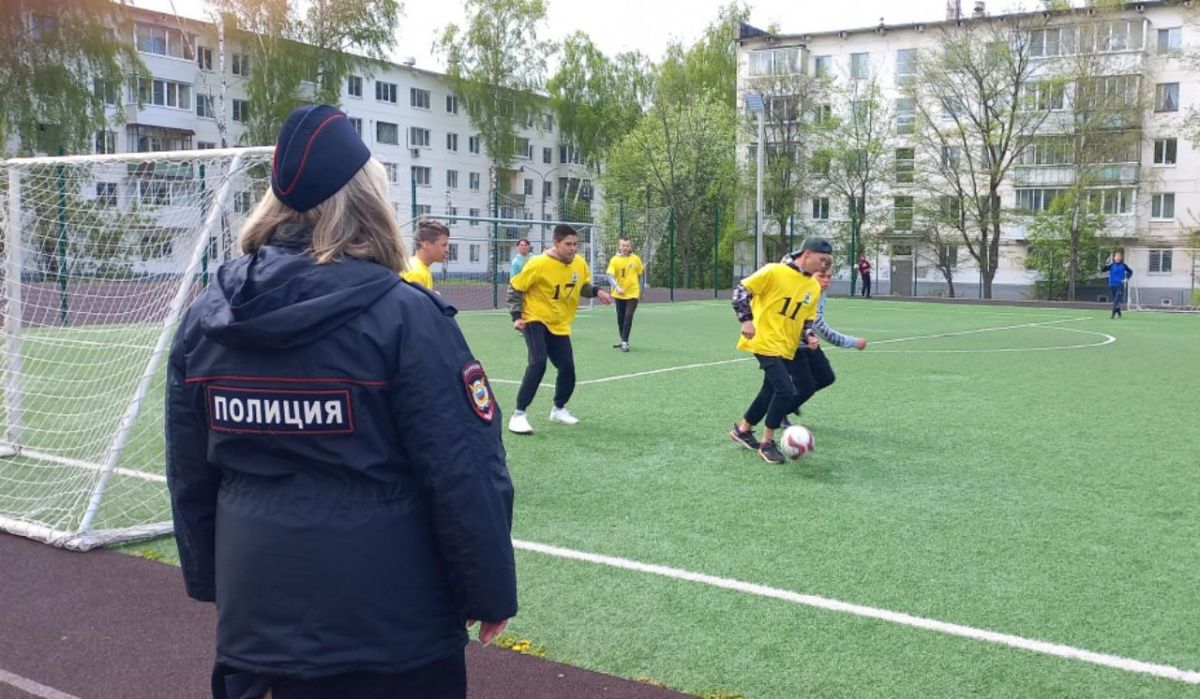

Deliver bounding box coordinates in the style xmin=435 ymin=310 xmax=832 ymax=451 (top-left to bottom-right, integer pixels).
xmin=729 ymin=424 xmax=760 ymax=450
xmin=779 ymin=416 xmax=792 ymax=428
xmin=758 ymin=440 xmax=786 ymax=464
xmin=613 ymin=342 xmax=624 ymax=349
xmin=619 ymin=342 xmax=630 ymax=352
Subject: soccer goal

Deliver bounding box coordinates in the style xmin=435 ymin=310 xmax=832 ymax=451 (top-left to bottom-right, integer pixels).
xmin=1123 ymin=246 xmax=1200 ymax=313
xmin=0 ymin=147 xmax=273 ymax=549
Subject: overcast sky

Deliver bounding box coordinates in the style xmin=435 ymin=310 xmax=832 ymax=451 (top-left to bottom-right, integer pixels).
xmin=128 ymin=0 xmax=1042 ymax=72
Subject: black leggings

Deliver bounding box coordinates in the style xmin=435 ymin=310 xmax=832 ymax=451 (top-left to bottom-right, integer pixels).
xmin=861 ymin=274 xmax=871 ymax=297
xmin=615 ymin=298 xmax=639 ymax=343
xmin=517 ymin=321 xmax=576 ymax=411
xmin=744 ymin=349 xmax=837 ymax=429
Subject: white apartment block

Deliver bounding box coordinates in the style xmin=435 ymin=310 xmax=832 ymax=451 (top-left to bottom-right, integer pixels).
xmin=738 ymin=0 xmax=1199 ymax=304
xmin=29 ymin=6 xmax=596 ymax=279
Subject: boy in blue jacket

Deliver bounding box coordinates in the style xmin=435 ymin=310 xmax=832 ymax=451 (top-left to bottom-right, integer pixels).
xmin=1103 ymin=249 xmax=1133 ymax=318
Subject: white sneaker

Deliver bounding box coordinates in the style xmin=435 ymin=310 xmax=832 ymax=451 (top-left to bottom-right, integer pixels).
xmin=548 ymin=406 xmax=579 ymax=425
xmin=508 ymin=411 xmax=533 ymax=434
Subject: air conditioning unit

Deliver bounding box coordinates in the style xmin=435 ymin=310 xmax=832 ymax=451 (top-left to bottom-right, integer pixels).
xmin=410 ymin=148 xmax=420 ymax=158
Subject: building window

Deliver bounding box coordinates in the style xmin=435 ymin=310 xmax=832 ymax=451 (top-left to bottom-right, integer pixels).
xmin=516 ymin=137 xmax=532 ymax=159
xmin=232 ymin=99 xmax=249 ymax=123
xmin=447 ymin=170 xmax=459 ymax=188
xmin=469 ymin=244 xmax=480 ymax=263
xmin=94 ymin=79 xmax=118 ymax=106
xmin=234 ymin=190 xmax=254 ymax=214
xmin=412 ymin=166 xmax=431 ymax=186
xmin=130 ymin=77 xmax=192 ymax=110
xmin=813 ymin=55 xmax=831 ymax=78
xmin=851 ymin=52 xmax=869 ymax=79
xmin=1029 ymin=27 xmax=1071 ymax=57
xmin=749 ymin=47 xmax=802 ymax=77
xmin=410 ymin=88 xmax=431 ymax=109
xmin=469 ymin=172 xmax=481 ymax=191
xmin=415 ymin=204 xmax=432 ymax=216
xmin=1016 ymin=188 xmax=1065 ymax=212
xmin=1154 ymin=138 xmax=1177 ymax=165
xmin=94 ymin=130 xmax=116 ymax=154
xmin=559 ymin=144 xmax=580 ymax=164
xmin=135 ymin=22 xmax=194 ymax=59
xmin=447 ymin=243 xmax=459 ymax=262
xmin=376 ymin=121 xmax=398 ymax=145
xmin=232 ymin=53 xmax=250 ymax=77
xmin=543 ymin=147 xmax=552 ymax=164
xmin=347 ymin=75 xmax=362 ymax=97
xmin=196 ymin=94 xmax=214 ymax=119
xmin=1085 ymin=19 xmax=1145 ymax=53
xmin=895 ymin=148 xmax=915 ymax=184
xmin=1151 ymin=193 xmax=1175 ymax=219
xmin=942 ymin=146 xmax=962 ymax=170
xmin=939 ymin=244 xmax=959 ymax=268
xmin=545 ymin=113 xmax=554 ymax=131
xmin=409 ymin=127 xmax=431 ymax=148
xmin=811 ymin=197 xmax=829 ymax=220
xmin=895 ymin=98 xmax=915 ymax=135
xmin=1086 ymin=188 xmax=1134 ymax=215
xmin=382 ymin=162 xmax=399 ymax=183
xmin=1019 ymin=137 xmax=1073 ymax=166
xmin=447 ymin=132 xmax=459 ymax=151
xmin=1149 ymin=248 xmax=1173 ymax=273
xmin=197 ymin=46 xmax=212 ymax=71
xmin=196 ymin=141 xmax=216 ymax=150
xmin=469 ymin=208 xmax=480 ymax=226
xmin=1155 ymin=83 xmax=1179 ymax=111
xmin=1029 ymin=81 xmax=1065 ymax=111
xmin=893 ymin=196 xmax=914 ymax=231
xmin=95 ymin=182 xmax=118 ymax=207
xmin=348 ymin=117 xmax=362 ymax=136
xmin=543 ymin=180 xmax=552 ymax=199
xmin=1157 ymin=27 xmax=1182 ymax=55
xmin=895 ymin=49 xmax=916 ymax=85
xmin=446 ymin=95 xmax=459 ymax=114
xmin=468 ymin=135 xmax=480 ymax=154
xmin=376 ymin=81 xmax=397 ymax=103
xmin=523 ymin=178 xmax=534 ymax=196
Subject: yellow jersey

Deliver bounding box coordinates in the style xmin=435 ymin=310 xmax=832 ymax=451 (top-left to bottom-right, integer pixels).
xmin=401 ymin=258 xmax=433 ymax=289
xmin=606 ymin=253 xmax=644 ymax=300
xmin=511 ymin=253 xmax=592 ymax=336
xmin=736 ymin=263 xmax=821 ymax=359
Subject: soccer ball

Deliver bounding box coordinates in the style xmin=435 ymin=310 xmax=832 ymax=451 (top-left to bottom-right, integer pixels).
xmin=779 ymin=425 xmax=815 ymax=460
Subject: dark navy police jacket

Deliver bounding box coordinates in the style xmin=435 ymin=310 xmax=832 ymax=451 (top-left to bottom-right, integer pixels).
xmin=166 ymin=231 xmax=517 ymax=679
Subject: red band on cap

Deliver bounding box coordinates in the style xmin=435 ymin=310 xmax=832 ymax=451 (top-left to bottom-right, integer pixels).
xmin=276 ymin=113 xmax=347 ymax=197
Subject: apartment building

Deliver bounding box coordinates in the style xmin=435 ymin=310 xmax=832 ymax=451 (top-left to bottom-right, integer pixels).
xmin=737 ymin=1 xmax=1198 ymax=304
xmin=51 ymin=6 xmax=595 ymax=277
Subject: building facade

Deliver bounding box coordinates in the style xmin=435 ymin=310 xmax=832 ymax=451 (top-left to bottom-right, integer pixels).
xmin=38 ymin=6 xmax=596 ymax=279
xmin=737 ymin=1 xmax=1198 ymax=305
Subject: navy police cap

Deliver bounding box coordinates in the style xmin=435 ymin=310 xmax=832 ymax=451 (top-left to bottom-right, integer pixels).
xmin=271 ymin=104 xmax=372 ymax=213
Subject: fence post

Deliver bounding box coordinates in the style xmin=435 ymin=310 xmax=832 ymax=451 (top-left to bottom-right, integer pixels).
xmin=410 ymin=176 xmax=417 ymax=223
xmin=55 ymin=148 xmax=68 ymax=326
xmin=713 ymin=205 xmax=720 ymax=299
xmin=199 ymin=163 xmax=208 ymax=288
xmin=668 ymin=208 xmax=676 ymax=302
xmin=619 ymin=200 xmax=625 ymax=238
xmin=788 ymin=213 xmax=795 ymax=254
xmin=492 ymin=188 xmax=500 ymax=309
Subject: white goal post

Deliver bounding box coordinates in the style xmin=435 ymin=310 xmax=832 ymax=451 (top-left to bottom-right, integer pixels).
xmin=1123 ymin=246 xmax=1200 ymax=312
xmin=0 ymin=147 xmax=272 ymax=550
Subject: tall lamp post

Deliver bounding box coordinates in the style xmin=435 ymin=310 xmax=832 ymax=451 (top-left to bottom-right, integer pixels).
xmin=520 ymin=163 xmax=573 ymax=249
xmin=745 ymin=92 xmax=766 ymax=269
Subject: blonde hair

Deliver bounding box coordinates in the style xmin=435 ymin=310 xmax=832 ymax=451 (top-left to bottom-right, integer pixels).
xmin=239 ymin=158 xmax=408 ymax=274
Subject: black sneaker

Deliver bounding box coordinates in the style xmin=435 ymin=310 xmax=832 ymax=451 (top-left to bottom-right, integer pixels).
xmin=729 ymin=424 xmax=760 ymax=450
xmin=779 ymin=416 xmax=792 ymax=428
xmin=612 ymin=342 xmax=623 ymax=349
xmin=758 ymin=440 xmax=786 ymax=464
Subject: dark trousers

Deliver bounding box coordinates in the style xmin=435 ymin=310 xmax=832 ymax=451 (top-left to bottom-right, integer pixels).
xmin=861 ymin=273 xmax=871 ymax=297
xmin=1110 ymin=285 xmax=1124 ymax=316
xmin=744 ymin=349 xmax=837 ymax=429
xmin=615 ymin=298 xmax=639 ymax=343
xmin=213 ymin=651 xmax=466 ymax=699
xmin=517 ymin=321 xmax=575 ymax=411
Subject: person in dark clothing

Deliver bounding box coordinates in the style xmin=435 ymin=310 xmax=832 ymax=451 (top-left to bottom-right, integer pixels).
xmin=1103 ymin=249 xmax=1133 ymax=318
xmin=166 ymin=104 xmax=517 ymax=699
xmin=857 ymin=255 xmax=872 ymax=298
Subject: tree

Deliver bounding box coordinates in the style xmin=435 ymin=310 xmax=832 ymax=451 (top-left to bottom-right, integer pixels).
xmin=908 ymin=18 xmax=1055 ymax=298
xmin=808 ymin=77 xmax=893 ymax=292
xmin=1025 ymin=191 xmax=1105 ymax=299
xmin=437 ymin=0 xmax=554 ymax=171
xmin=915 ymin=195 xmax=967 ymax=298
xmin=0 ymin=1 xmax=143 ymax=156
xmin=742 ymin=58 xmax=822 ymax=254
xmin=546 ymin=33 xmax=652 ymax=172
xmin=212 ymin=0 xmax=401 ymax=145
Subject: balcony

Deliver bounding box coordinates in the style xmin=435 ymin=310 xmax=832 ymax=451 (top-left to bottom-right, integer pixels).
xmin=125 ymin=103 xmax=197 ymax=133
xmin=1012 ymin=162 xmax=1139 ymax=187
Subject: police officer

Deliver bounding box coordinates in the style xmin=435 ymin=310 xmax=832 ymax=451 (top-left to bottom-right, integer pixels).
xmin=166 ymin=104 xmax=516 ymax=699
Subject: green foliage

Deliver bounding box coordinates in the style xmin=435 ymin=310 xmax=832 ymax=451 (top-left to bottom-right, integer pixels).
xmin=0 ymin=0 xmax=144 ymax=156
xmin=213 ymin=0 xmax=401 ymax=146
xmin=654 ymin=2 xmax=748 ymax=109
xmin=437 ymin=0 xmax=554 ymax=169
xmin=547 ymin=33 xmax=652 ymax=171
xmin=1025 ymin=190 xmax=1105 ymax=300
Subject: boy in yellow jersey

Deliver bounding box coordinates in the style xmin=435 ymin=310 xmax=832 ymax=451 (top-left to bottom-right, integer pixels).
xmin=606 ymin=237 xmax=644 ymax=352
xmin=506 ymin=224 xmax=613 ymax=434
xmin=400 ymin=220 xmax=449 ymax=289
xmin=728 ymin=236 xmax=832 ymax=464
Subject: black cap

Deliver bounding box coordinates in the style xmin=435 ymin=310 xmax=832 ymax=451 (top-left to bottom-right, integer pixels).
xmin=271 ymin=104 xmax=372 ymax=213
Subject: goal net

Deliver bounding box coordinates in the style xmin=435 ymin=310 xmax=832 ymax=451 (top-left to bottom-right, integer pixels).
xmin=0 ymin=147 xmax=273 ymax=549
xmin=1123 ymin=246 xmax=1200 ymax=312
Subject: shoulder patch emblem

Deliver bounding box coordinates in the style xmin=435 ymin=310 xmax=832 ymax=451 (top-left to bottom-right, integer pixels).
xmin=461 ymin=360 xmax=495 ymax=423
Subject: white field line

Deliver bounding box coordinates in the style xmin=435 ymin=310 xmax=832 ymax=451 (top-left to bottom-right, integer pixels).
xmin=0 ymin=669 xmax=81 ymax=699
xmin=512 ymin=539 xmax=1200 ymax=686
xmin=492 ymin=318 xmax=1099 ymax=387
xmin=869 ymin=325 xmax=1116 ymax=354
